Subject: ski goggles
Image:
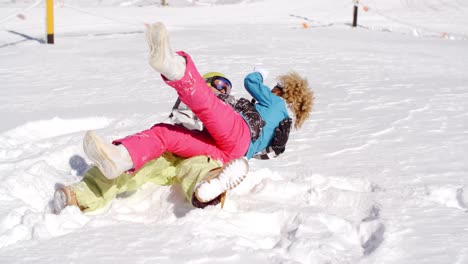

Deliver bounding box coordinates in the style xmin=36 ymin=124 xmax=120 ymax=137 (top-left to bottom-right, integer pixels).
xmin=205 ymin=76 xmax=232 ymax=95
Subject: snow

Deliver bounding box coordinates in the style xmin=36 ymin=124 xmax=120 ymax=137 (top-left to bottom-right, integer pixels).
xmin=1 ymin=0 xmax=468 ymax=263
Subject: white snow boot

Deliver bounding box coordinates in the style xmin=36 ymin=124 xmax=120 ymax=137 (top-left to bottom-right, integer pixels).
xmin=52 ymin=185 xmax=80 ymax=214
xmin=191 ymin=167 xmax=225 ymax=209
xmin=146 ymin=22 xmax=186 ymax=81
xmin=194 ymin=157 xmax=249 ymax=204
xmin=83 ymin=130 xmax=133 ymax=180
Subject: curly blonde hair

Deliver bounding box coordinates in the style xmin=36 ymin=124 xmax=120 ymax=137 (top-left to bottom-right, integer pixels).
xmin=278 ymin=71 xmax=314 ymax=129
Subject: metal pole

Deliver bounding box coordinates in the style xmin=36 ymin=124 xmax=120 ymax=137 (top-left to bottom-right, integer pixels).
xmin=352 ymin=0 xmax=359 ymax=27
xmin=46 ymin=0 xmax=54 ymax=44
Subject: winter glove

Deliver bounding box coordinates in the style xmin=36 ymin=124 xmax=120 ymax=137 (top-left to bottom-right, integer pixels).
xmin=270 ymin=117 xmax=292 ymax=155
xmin=252 ymin=117 xmax=292 ymax=160
xmin=254 ymin=66 xmax=269 ymax=82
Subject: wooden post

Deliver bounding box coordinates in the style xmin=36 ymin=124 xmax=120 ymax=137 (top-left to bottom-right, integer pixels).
xmin=352 ymin=0 xmax=359 ymax=27
xmin=46 ymin=0 xmax=54 ymax=44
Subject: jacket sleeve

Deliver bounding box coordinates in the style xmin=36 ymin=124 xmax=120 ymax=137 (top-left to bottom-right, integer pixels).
xmin=244 ymin=72 xmax=274 ymax=107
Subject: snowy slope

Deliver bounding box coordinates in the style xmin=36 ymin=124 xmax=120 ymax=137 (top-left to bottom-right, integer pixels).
xmin=1 ymin=0 xmax=468 ymax=263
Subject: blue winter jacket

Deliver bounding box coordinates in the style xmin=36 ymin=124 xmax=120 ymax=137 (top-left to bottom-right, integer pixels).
xmin=244 ymin=72 xmax=290 ymax=159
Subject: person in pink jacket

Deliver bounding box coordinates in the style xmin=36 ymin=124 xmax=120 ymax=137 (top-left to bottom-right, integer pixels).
xmin=83 ymin=22 xmax=314 ymax=203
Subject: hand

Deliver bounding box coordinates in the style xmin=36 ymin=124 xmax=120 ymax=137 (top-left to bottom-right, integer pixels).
xmin=270 ymin=118 xmax=292 ymax=155
xmin=253 ymin=66 xmax=269 ymax=82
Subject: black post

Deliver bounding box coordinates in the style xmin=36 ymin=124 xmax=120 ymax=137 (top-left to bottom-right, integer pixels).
xmin=47 ymin=34 xmax=54 ymax=44
xmin=352 ymin=4 xmax=358 ymax=27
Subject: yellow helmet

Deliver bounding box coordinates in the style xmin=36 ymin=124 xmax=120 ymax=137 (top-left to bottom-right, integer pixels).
xmin=203 ymin=72 xmax=232 ymax=95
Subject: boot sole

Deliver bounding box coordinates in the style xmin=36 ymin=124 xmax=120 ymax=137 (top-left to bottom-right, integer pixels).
xmin=195 ymin=157 xmax=249 ymax=203
xmin=53 ymin=186 xmax=84 ymax=214
xmin=146 ymin=22 xmax=170 ymax=71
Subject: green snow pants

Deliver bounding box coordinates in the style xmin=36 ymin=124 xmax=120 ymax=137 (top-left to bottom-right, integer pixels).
xmin=71 ymin=153 xmax=222 ymax=212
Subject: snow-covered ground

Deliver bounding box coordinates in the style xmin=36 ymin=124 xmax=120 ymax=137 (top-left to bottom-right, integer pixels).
xmin=1 ymin=0 xmax=468 ymax=263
